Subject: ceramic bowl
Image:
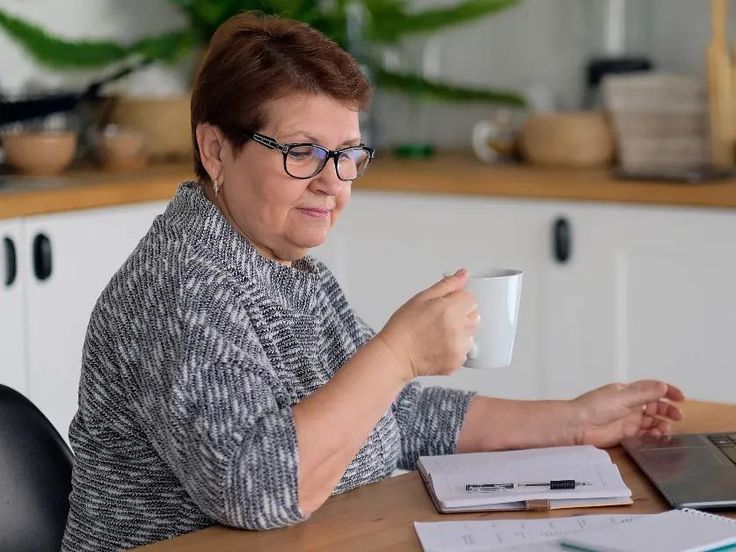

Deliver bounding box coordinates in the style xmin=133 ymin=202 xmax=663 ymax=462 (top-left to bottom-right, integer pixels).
xmin=2 ymin=131 xmax=77 ymax=176
xmin=109 ymin=95 xmax=191 ymax=160
xmin=97 ymin=125 xmax=147 ymax=171
xmin=520 ymin=112 xmax=615 ymax=168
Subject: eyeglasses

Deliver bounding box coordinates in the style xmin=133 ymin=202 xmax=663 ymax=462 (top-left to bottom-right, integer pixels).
xmin=243 ymin=131 xmax=375 ymax=181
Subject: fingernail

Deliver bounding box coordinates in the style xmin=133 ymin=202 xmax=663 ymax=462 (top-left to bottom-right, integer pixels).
xmin=456 ymin=268 xmax=467 ymax=277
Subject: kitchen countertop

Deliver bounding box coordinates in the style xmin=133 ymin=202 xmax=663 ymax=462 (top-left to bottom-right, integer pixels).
xmin=3 ymin=154 xmax=736 ymax=220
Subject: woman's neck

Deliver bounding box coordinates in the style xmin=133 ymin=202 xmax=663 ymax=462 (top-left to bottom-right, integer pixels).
xmin=202 ymin=183 xmax=292 ymax=268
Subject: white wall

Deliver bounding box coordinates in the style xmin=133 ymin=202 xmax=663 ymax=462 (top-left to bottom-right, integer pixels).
xmin=0 ymin=0 xmax=728 ymax=148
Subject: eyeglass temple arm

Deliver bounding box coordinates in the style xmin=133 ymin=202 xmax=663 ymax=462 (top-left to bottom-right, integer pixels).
xmin=249 ymin=133 xmax=288 ymax=153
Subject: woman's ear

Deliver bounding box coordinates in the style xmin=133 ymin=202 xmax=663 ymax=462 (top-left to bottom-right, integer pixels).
xmin=195 ymin=123 xmax=226 ymax=182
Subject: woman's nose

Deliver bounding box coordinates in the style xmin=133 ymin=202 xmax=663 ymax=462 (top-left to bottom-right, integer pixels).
xmin=310 ymin=162 xmax=344 ymax=195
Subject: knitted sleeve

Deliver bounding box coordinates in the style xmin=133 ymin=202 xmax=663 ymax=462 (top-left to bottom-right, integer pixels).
xmin=392 ymin=382 xmax=476 ymax=470
xmin=129 ymin=271 xmax=306 ymax=531
xmin=354 ymin=316 xmax=477 ymax=470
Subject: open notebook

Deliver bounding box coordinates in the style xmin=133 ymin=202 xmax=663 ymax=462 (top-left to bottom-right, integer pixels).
xmin=417 ymin=445 xmax=632 ymax=513
xmin=561 ymin=508 xmax=736 ymax=552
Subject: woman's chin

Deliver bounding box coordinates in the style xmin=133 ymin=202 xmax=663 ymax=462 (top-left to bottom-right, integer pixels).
xmin=275 ymin=237 xmax=329 ymax=262
xmin=293 ymin=228 xmax=331 ymax=250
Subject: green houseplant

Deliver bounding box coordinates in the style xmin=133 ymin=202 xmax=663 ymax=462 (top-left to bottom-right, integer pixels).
xmin=0 ymin=0 xmax=526 ymax=157
xmin=0 ymin=0 xmax=525 ymax=105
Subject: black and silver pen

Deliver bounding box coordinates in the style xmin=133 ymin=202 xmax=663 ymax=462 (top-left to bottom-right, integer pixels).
xmin=465 ymin=480 xmax=592 ymax=492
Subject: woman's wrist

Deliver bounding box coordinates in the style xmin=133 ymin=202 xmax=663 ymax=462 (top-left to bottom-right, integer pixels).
xmin=561 ymin=398 xmax=587 ymax=446
xmin=371 ymin=330 xmax=415 ymax=384
xmin=460 ymin=396 xmax=585 ymax=452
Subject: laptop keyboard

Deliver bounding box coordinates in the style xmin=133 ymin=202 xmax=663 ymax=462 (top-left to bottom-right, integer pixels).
xmin=707 ymin=434 xmax=736 ymax=465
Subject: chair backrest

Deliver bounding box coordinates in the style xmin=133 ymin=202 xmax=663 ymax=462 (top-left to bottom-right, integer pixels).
xmin=0 ymin=384 xmax=73 ymax=552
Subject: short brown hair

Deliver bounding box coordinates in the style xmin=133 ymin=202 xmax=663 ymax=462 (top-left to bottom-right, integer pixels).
xmin=190 ymin=12 xmax=372 ymax=182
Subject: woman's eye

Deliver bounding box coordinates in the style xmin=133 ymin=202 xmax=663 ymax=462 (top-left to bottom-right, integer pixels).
xmin=288 ymin=148 xmax=313 ymax=161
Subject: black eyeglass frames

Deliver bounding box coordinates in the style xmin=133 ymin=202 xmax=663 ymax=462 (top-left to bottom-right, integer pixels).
xmin=243 ymin=131 xmax=375 ymax=181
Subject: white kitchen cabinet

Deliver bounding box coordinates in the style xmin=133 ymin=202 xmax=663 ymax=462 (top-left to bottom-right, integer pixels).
xmin=0 ymin=217 xmax=27 ymax=394
xmin=536 ymin=202 xmax=620 ymax=399
xmin=544 ymin=202 xmax=736 ymax=403
xmin=22 ymin=201 xmax=167 ymax=439
xmin=316 ymin=190 xmax=736 ymax=404
xmin=614 ymin=206 xmax=736 ymax=404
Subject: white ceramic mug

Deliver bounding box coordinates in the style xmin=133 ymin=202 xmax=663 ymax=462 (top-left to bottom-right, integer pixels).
xmin=471 ymin=120 xmax=501 ymax=163
xmin=463 ymin=269 xmax=523 ymax=369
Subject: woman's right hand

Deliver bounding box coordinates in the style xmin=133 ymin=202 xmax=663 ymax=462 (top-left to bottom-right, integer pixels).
xmin=376 ymin=268 xmax=480 ymax=379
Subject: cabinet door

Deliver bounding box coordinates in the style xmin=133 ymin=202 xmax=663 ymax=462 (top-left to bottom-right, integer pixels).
xmin=544 ymin=202 xmax=736 ymax=403
xmin=606 ymin=205 xmax=736 ymax=403
xmin=23 ymin=201 xmax=168 ymax=438
xmin=0 ymin=218 xmax=26 ymax=394
xmin=315 ymin=191 xmax=557 ymax=400
xmin=539 ymin=203 xmax=623 ymax=399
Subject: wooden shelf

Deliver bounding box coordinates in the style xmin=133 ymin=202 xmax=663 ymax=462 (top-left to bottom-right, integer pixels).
xmin=3 ymin=154 xmax=736 ymax=220
xmin=0 ymin=163 xmax=190 ymax=219
xmin=358 ymin=154 xmax=736 ymax=210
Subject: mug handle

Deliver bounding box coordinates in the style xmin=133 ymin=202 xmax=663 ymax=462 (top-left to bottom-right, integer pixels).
xmin=468 ymin=338 xmax=479 ymax=360
xmin=471 ymin=120 xmax=499 ymax=163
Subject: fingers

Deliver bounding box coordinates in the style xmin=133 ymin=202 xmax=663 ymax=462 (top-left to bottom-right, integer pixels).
xmin=465 ymin=309 xmax=481 ymax=329
xmin=643 ymin=399 xmax=683 ymax=422
xmin=634 ymin=408 xmax=674 ymax=435
xmin=639 ymin=416 xmax=673 ymax=437
xmin=632 ymin=379 xmax=685 ymax=401
xmin=622 ymin=380 xmax=684 ymax=409
xmin=619 ymin=380 xmax=669 ymax=409
xmin=662 ymin=383 xmax=685 ymax=402
xmin=423 ymin=268 xmax=468 ymax=299
xmin=635 ymin=390 xmax=684 ymax=438
xmin=444 ymin=286 xmax=478 ymax=315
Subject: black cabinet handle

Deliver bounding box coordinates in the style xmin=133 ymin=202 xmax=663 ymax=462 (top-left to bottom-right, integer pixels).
xmin=553 ymin=217 xmax=572 ymax=264
xmin=3 ymin=237 xmax=16 ymax=287
xmin=32 ymin=233 xmax=53 ymax=281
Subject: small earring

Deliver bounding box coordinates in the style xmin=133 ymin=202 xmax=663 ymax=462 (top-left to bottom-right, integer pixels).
xmin=213 ymin=177 xmax=222 ymax=196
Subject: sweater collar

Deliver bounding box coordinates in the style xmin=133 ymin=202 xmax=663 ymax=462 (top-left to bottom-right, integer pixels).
xmin=165 ymin=181 xmax=320 ymax=313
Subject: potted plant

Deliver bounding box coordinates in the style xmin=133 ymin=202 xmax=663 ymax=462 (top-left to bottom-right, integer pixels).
xmin=0 ymin=0 xmax=527 ymax=157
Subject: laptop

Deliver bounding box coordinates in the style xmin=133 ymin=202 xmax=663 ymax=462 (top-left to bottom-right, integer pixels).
xmin=622 ymin=432 xmax=736 ymax=510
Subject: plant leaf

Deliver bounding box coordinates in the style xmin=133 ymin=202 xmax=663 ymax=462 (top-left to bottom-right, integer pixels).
xmin=132 ymin=30 xmax=197 ymax=63
xmin=0 ymin=8 xmax=129 ymax=67
xmin=376 ymin=67 xmax=526 ymax=106
xmin=367 ymin=0 xmax=519 ymax=43
xmin=0 ymin=7 xmax=196 ymax=67
xmin=0 ymin=1 xmax=526 ymax=108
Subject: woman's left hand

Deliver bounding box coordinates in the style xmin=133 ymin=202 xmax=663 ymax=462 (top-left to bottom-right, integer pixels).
xmin=571 ymin=380 xmax=685 ymax=448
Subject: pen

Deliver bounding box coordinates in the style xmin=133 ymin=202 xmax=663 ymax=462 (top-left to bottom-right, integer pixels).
xmin=465 ymin=480 xmax=593 ymax=492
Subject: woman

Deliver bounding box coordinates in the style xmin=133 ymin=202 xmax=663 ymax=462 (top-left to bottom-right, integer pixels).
xmin=62 ymin=12 xmax=684 ymax=551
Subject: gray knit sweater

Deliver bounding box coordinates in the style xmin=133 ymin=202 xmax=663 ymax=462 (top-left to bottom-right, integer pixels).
xmin=61 ymin=182 xmax=475 ymax=551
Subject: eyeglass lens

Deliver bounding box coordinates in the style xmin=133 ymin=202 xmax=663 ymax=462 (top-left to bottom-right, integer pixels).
xmin=285 ymin=145 xmax=371 ymax=180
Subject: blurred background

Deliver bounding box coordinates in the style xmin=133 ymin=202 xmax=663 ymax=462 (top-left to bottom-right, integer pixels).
xmin=0 ymin=0 xmax=729 ymax=149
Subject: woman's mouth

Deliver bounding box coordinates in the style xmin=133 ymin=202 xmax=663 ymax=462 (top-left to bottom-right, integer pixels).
xmin=298 ymin=207 xmax=331 ymax=219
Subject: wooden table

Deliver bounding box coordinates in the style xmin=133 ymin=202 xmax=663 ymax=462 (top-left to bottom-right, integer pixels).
xmin=137 ymin=400 xmax=736 ymax=551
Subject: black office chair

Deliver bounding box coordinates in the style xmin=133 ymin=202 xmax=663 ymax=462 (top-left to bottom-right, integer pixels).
xmin=0 ymin=384 xmax=73 ymax=552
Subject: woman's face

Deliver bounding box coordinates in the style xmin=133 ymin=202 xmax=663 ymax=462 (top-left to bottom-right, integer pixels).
xmin=216 ymin=93 xmax=361 ymax=264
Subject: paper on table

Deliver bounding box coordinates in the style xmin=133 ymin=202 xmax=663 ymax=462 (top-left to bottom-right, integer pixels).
xmin=561 ymin=508 xmax=736 ymax=552
xmin=414 ymin=514 xmax=648 ymax=552
xmin=419 ymin=446 xmax=631 ymax=510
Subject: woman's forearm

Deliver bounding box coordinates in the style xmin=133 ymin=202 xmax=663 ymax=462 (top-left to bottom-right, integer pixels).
xmin=456 ymin=395 xmax=581 ymax=453
xmin=291 ymin=334 xmax=411 ymax=515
